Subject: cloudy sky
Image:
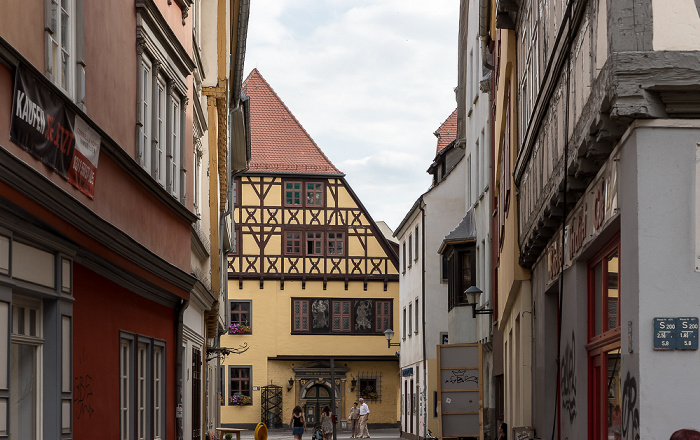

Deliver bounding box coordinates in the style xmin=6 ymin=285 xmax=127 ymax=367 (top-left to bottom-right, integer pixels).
xmin=243 ymin=0 xmax=459 ymax=231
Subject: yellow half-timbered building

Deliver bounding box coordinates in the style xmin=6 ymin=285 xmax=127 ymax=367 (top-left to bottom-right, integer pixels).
xmin=221 ymin=69 xmax=400 ymax=429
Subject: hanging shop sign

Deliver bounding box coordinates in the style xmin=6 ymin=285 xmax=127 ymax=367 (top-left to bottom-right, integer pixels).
xmin=10 ymin=64 xmax=101 ymax=198
xmin=545 ymin=150 xmax=619 ymax=286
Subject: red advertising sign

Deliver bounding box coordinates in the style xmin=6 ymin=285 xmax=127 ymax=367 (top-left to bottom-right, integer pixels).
xmin=10 ymin=65 xmax=100 ymax=198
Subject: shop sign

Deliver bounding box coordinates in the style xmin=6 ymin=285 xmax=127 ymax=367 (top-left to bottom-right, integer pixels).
xmin=402 ymin=367 xmax=414 ymax=377
xmin=545 ymin=152 xmax=619 ymax=286
xmin=10 ymin=64 xmax=101 ymax=198
xmin=653 ymin=317 xmax=699 ymax=350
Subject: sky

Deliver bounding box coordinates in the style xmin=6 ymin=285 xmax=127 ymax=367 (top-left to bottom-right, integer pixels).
xmin=242 ymin=0 xmax=459 ymax=231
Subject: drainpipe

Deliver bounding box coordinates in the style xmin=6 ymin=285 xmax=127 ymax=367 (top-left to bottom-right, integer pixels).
xmin=419 ymin=201 xmax=427 ymax=440
xmin=176 ymin=298 xmax=190 ymax=440
xmin=479 ymin=0 xmax=495 ymax=71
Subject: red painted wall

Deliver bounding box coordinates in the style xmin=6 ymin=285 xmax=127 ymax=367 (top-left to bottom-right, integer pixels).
xmin=73 ymin=263 xmax=177 ymax=440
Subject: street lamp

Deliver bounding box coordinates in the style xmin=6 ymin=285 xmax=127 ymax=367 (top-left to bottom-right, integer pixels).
xmin=464 ymin=285 xmax=494 ymax=318
xmin=383 ymin=329 xmax=401 ymax=348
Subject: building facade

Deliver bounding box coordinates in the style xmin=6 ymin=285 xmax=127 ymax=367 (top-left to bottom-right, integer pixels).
xmin=220 ymin=69 xmax=400 ymax=429
xmin=395 ymin=110 xmax=466 ymax=440
xmin=496 ymin=0 xmax=700 ymax=438
xmin=0 ymin=0 xmax=249 ymax=438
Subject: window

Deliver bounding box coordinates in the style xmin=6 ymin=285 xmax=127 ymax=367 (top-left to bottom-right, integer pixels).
xmin=229 ymin=301 xmax=251 ymax=334
xmin=285 ymin=182 xmax=302 ymax=206
xmin=119 ymin=333 xmax=166 ymax=440
xmin=293 ymin=300 xmax=310 ymax=332
xmin=46 ymin=0 xmax=81 ymax=101
xmin=327 ymin=232 xmax=344 ymax=255
xmin=136 ymin=3 xmax=190 ymax=203
xmin=169 ymin=94 xmax=182 ymax=197
xmin=10 ymin=299 xmax=43 ymax=440
xmin=285 ymin=231 xmax=302 ymax=255
xmin=414 ymin=226 xmax=419 ymax=261
xmin=229 ymin=367 xmax=252 ymax=405
xmin=375 ymin=301 xmax=391 ymax=333
xmin=357 ymin=375 xmax=381 ymax=401
xmin=402 ymin=307 xmax=407 ymax=339
xmin=402 ymin=242 xmax=407 ymax=273
xmin=408 ymin=235 xmax=413 ymax=268
xmin=414 ymin=299 xmax=419 ymax=334
xmin=587 ymin=238 xmax=621 ymax=440
xmin=306 ymin=232 xmax=323 ymax=255
xmin=446 ymin=245 xmax=476 ymax=310
xmin=332 ymin=301 xmax=351 ymax=332
xmin=306 ymin=182 xmax=324 ymax=206
xmin=408 ymin=302 xmax=412 ymax=336
xmin=293 ymin=298 xmax=392 ymax=335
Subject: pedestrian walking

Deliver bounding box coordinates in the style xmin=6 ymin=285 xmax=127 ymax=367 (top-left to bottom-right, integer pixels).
xmin=497 ymin=422 xmax=507 ymax=440
xmin=290 ymin=405 xmax=306 ymax=440
xmin=358 ymin=398 xmax=370 ymax=438
xmin=320 ymin=405 xmax=333 ymax=440
xmin=348 ymin=402 xmax=360 ymax=438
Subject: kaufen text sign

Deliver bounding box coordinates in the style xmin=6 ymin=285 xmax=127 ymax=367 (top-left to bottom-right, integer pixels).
xmin=10 ymin=65 xmax=100 ymax=198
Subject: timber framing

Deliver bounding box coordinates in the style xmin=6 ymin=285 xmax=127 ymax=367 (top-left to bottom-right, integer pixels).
xmin=513 ymin=0 xmax=700 ymax=267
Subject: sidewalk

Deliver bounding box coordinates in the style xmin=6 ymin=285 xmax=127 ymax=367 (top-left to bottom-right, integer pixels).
xmin=239 ymin=428 xmax=402 ymax=440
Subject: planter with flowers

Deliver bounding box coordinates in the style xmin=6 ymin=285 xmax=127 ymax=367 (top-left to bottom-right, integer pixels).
xmin=229 ymin=393 xmax=252 ymax=406
xmin=360 ymin=387 xmax=379 ymax=400
xmin=228 ymin=323 xmax=251 ymax=334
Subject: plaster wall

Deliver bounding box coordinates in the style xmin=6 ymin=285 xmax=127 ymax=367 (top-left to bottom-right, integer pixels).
xmin=652 ymin=0 xmax=700 ymax=50
xmin=221 ymin=278 xmax=400 ymax=426
xmin=618 ymin=122 xmax=700 ymax=439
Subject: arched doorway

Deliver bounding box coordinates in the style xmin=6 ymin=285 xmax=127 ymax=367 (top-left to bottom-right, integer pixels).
xmin=302 ymin=383 xmax=332 ymax=426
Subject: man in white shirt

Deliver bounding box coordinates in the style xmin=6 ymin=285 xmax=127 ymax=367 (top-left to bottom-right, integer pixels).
xmin=358 ymin=397 xmax=370 ymax=438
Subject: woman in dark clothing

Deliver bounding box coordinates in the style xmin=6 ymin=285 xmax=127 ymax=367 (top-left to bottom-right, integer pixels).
xmin=498 ymin=422 xmax=507 ymax=440
xmin=290 ymin=405 xmax=306 ymax=440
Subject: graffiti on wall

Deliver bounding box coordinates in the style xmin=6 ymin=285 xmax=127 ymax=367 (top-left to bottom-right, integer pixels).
xmin=561 ymin=331 xmax=577 ymax=423
xmin=445 ymin=370 xmax=478 ymax=385
xmin=74 ymin=374 xmax=95 ymax=420
xmin=621 ymin=371 xmax=640 ymax=440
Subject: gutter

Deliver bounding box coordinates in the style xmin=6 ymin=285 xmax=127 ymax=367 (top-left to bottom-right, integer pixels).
xmin=419 ymin=201 xmax=427 ymax=440
xmin=479 ymin=0 xmax=495 ymax=71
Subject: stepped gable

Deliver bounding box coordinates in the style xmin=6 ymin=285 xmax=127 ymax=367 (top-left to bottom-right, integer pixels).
xmin=242 ymin=69 xmax=343 ymax=175
xmin=434 ymin=108 xmax=458 ymax=154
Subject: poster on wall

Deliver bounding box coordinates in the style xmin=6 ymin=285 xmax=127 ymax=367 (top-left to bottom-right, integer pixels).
xmin=10 ymin=64 xmax=101 ymax=198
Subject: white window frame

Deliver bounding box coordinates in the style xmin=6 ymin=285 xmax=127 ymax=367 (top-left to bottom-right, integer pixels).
xmin=47 ymin=0 xmax=76 ymax=99
xmin=155 ymin=75 xmax=168 ymax=186
xmin=10 ymin=297 xmax=44 ymax=440
xmin=139 ymin=56 xmax=153 ymax=171
xmin=169 ymin=94 xmax=182 ymax=198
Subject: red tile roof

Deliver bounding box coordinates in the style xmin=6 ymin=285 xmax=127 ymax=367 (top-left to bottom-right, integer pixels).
xmin=242 ymin=69 xmax=343 ymax=175
xmin=435 ymin=108 xmax=458 ymax=154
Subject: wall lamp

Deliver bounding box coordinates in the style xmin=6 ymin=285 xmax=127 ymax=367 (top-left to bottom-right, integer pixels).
xmin=464 ymin=286 xmax=494 ymax=318
xmin=287 ymin=377 xmax=294 ymax=391
xmin=383 ymin=329 xmax=401 ymax=348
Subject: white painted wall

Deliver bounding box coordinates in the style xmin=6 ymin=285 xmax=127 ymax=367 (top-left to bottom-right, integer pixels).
xmin=652 ymin=0 xmax=700 ymax=50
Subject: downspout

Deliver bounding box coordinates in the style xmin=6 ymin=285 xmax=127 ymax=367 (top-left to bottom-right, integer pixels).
xmin=176 ymin=298 xmax=190 ymax=440
xmin=479 ymin=0 xmax=495 ymax=71
xmin=419 ymin=201 xmax=427 ymax=440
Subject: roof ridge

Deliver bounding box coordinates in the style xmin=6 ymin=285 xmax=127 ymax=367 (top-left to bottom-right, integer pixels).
xmin=244 ymin=69 xmax=342 ymax=175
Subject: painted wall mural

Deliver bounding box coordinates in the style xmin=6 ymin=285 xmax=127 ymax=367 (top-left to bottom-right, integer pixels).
xmin=312 ymin=299 xmax=330 ymax=331
xmin=621 ymin=371 xmax=640 ymax=440
xmin=561 ymin=331 xmax=577 ymax=424
xmin=355 ymin=300 xmax=373 ymax=331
